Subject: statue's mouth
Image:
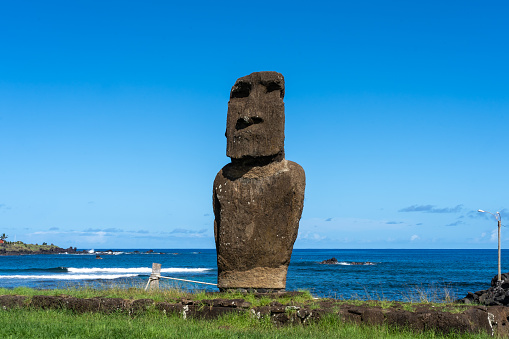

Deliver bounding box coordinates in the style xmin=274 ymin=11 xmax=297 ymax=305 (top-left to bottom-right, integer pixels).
xmin=235 ymin=116 xmax=264 ymax=130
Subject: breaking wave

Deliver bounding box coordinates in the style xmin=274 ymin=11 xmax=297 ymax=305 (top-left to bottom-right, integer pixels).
xmin=3 ymin=267 xmax=69 ymax=273
xmin=336 ymin=262 xmax=377 ymax=266
xmin=67 ymin=267 xmax=211 ymax=274
xmin=0 ymin=274 xmax=138 ymax=280
xmin=0 ymin=267 xmax=212 ymax=281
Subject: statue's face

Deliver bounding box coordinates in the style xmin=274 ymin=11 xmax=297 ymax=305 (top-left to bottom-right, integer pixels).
xmin=226 ymin=72 xmax=285 ymax=159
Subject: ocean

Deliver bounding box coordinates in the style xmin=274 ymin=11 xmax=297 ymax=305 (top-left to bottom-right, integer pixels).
xmin=0 ymin=249 xmax=504 ymax=301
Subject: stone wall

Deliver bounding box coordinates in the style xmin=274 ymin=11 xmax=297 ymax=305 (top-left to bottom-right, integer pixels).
xmin=2 ymin=294 xmax=509 ymax=336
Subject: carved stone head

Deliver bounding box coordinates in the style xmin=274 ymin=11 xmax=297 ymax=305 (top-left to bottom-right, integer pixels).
xmin=226 ymin=71 xmax=285 ymax=159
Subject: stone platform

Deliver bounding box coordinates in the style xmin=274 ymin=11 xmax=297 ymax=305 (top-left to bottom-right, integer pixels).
xmin=2 ymin=293 xmax=509 ymax=336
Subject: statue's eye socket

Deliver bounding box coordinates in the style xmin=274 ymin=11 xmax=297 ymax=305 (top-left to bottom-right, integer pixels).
xmin=231 ymin=82 xmax=251 ymax=98
xmin=235 ymin=116 xmax=264 ymax=130
xmin=265 ymin=81 xmax=281 ymax=93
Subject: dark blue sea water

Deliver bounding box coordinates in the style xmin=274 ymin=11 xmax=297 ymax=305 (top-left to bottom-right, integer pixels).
xmin=0 ymin=249 xmax=505 ymax=301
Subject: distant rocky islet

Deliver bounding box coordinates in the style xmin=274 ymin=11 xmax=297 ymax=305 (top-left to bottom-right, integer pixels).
xmin=319 ymin=257 xmax=376 ymax=265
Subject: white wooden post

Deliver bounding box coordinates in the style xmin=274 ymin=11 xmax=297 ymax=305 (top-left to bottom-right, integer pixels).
xmin=148 ymin=262 xmax=161 ymax=290
xmin=144 ymin=262 xmax=218 ymax=290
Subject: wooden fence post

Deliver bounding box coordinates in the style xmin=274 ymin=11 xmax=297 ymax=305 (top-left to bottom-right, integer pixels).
xmin=145 ymin=262 xmax=218 ymax=290
xmin=148 ymin=263 xmax=161 ymax=290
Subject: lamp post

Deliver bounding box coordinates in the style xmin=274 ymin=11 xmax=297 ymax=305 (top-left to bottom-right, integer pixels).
xmin=478 ymin=209 xmax=502 ymax=282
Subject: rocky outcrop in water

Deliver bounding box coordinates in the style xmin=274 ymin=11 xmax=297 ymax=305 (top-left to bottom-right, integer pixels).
xmin=319 ymin=258 xmax=375 ymax=265
xmin=319 ymin=258 xmax=339 ymax=264
xmin=213 ymin=71 xmax=306 ymax=291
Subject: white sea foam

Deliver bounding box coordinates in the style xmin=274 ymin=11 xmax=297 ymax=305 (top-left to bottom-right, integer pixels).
xmin=337 ymin=262 xmax=376 ymax=266
xmin=0 ymin=274 xmax=138 ymax=280
xmin=67 ymin=267 xmax=211 ymax=274
xmin=94 ymin=251 xmax=124 ymax=255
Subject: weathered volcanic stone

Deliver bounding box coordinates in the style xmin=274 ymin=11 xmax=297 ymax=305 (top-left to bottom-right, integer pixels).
xmin=214 ymin=71 xmax=305 ymax=290
xmin=319 ymin=258 xmax=339 ymax=265
xmin=459 ymin=272 xmax=509 ymax=306
xmin=226 ymin=71 xmax=285 ymax=159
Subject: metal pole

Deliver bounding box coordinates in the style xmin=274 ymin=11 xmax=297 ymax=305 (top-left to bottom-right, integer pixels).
xmin=479 ymin=210 xmax=503 ymax=282
xmin=499 ymin=219 xmax=502 ymax=282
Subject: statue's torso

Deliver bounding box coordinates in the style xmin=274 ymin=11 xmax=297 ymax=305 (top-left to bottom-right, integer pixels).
xmin=213 ymin=160 xmax=305 ymax=288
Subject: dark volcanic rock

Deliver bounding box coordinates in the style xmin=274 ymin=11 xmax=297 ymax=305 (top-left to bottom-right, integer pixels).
xmin=226 ymin=71 xmax=285 ymax=159
xmin=214 ymin=71 xmax=305 ymax=290
xmin=492 ymin=273 xmax=509 ymax=287
xmin=184 ymin=305 xmax=244 ymax=320
xmin=155 ymin=302 xmax=184 ymax=314
xmin=200 ymin=298 xmax=252 ymax=308
xmin=31 ymin=295 xmax=66 ymax=309
xmin=319 ymin=258 xmax=339 ymax=264
xmin=458 ymin=272 xmax=509 ymax=306
xmin=130 ymin=298 xmax=155 ymax=314
xmin=2 ymin=294 xmax=509 ymax=336
xmin=95 ymin=297 xmax=126 ymax=313
xmin=318 ymin=258 xmax=375 ymax=265
xmin=0 ymin=295 xmax=27 ymax=309
xmin=64 ymin=297 xmax=101 ymax=313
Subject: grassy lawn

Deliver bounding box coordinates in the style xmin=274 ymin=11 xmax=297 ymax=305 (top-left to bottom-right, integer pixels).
xmin=0 ymin=308 xmax=492 ymax=339
xmin=0 ymin=286 xmax=472 ymax=313
xmin=0 ymin=286 xmax=491 ymax=338
xmin=0 ymin=286 xmax=316 ymax=306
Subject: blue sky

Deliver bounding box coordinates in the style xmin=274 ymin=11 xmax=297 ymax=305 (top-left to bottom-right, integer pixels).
xmin=1 ymin=1 xmax=508 ymax=249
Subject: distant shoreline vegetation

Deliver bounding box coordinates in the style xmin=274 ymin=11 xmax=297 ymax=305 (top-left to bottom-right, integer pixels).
xmin=0 ymin=236 xmax=80 ymax=255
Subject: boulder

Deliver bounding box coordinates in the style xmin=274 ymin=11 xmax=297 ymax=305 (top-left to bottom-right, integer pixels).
xmin=459 ymin=272 xmax=509 ymax=306
xmin=491 ymin=273 xmax=509 ymax=287
xmin=0 ymin=295 xmax=27 ymax=309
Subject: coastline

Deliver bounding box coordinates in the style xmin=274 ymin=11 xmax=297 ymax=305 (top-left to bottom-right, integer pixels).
xmin=0 ymin=241 xmax=83 ymax=256
xmin=0 ymin=249 xmax=504 ymax=302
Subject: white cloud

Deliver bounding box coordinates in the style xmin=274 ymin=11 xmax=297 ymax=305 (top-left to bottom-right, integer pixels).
xmin=165 ymin=228 xmax=209 ymax=238
xmin=490 ymin=229 xmax=498 ymax=242
xmin=410 ymin=234 xmax=420 ymax=241
xmin=299 ymin=231 xmax=326 ymax=241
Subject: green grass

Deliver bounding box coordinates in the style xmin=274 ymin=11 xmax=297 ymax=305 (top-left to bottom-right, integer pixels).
xmin=0 ymin=285 xmax=316 ymax=307
xmin=401 ymin=283 xmax=458 ymax=304
xmin=0 ymin=307 xmax=493 ymax=339
xmin=0 ymin=285 xmax=189 ymax=303
xmin=0 ymin=286 xmax=491 ymax=338
xmin=0 ymin=241 xmax=60 ymax=253
xmin=330 ymin=282 xmax=471 ymax=314
xmin=0 ymin=285 xmax=472 ymax=315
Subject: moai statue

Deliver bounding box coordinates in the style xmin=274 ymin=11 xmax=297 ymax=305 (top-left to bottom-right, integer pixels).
xmin=213 ymin=71 xmax=306 ymax=291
